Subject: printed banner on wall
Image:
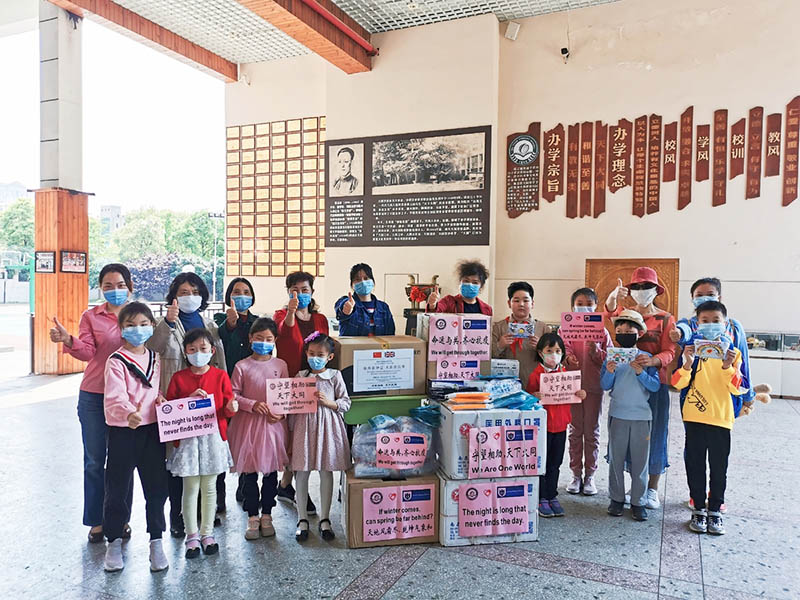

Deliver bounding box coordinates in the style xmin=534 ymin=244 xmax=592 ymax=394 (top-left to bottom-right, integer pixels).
xmin=325 ymin=125 xmax=491 ymax=246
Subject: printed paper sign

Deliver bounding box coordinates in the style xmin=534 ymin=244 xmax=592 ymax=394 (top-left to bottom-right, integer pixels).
xmin=507 ymin=321 xmax=534 ymax=338
xmin=468 ymin=425 xmax=539 ymax=478
xmin=157 ymin=395 xmax=219 ymax=443
xmin=539 ymin=371 xmax=583 ymax=405
xmin=560 ymin=312 xmax=607 ymax=343
xmin=428 ymin=315 xmax=490 ymax=361
xmin=353 ymin=348 xmax=414 ymax=392
xmin=376 ymin=433 xmax=428 ymax=469
xmin=363 ymin=484 xmax=435 ymax=542
xmin=266 ymin=377 xmax=317 ymax=415
xmin=457 ymin=481 xmax=529 ymax=537
xmin=694 ymin=339 xmax=729 ymax=360
xmin=436 ymin=358 xmax=480 ymax=380
xmin=606 ymin=347 xmax=639 ymax=365
xmin=491 ymin=359 xmax=519 ymax=378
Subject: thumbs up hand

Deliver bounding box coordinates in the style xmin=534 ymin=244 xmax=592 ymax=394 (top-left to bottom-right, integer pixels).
xmin=615 ymin=278 xmax=629 ymax=302
xmin=166 ymin=299 xmax=179 ymax=324
xmin=127 ymin=400 xmax=144 ymax=429
xmin=49 ymin=316 xmax=72 ymax=347
xmin=427 ymin=286 xmax=440 ymax=310
xmin=287 ymin=291 xmax=299 ymax=314
xmin=342 ymin=292 xmax=356 ymax=315
xmin=668 ymin=323 xmax=681 ymax=343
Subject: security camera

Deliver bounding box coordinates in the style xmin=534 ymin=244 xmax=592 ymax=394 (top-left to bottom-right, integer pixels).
xmin=560 ymin=47 xmax=570 ymax=63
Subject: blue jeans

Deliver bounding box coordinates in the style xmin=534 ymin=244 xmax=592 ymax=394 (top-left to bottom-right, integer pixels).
xmin=77 ymin=391 xmax=132 ymax=527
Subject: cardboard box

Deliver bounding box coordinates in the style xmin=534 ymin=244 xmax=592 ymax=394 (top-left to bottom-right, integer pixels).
xmin=437 ymin=404 xmax=547 ymax=480
xmin=341 ymin=470 xmax=440 ymax=549
xmin=333 ymin=335 xmax=427 ymax=397
xmin=418 ymin=312 xmax=493 ymax=380
xmin=438 ymin=471 xmax=539 ymax=546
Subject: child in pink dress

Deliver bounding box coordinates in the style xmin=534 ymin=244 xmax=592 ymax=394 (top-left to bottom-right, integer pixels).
xmin=290 ymin=332 xmax=351 ymax=542
xmin=229 ymin=318 xmax=290 ymax=540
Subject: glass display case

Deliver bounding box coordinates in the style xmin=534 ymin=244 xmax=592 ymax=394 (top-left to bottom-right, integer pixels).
xmin=746 ymin=331 xmax=782 ymax=352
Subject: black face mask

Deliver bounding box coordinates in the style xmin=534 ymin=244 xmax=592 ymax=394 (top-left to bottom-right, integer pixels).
xmin=616 ymin=333 xmax=638 ymax=348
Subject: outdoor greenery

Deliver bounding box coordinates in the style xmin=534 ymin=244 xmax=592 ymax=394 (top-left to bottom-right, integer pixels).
xmin=0 ymin=199 xmax=225 ymax=302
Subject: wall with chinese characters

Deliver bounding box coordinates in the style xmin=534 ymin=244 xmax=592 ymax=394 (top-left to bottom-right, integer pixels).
xmin=495 ymin=0 xmax=800 ymax=331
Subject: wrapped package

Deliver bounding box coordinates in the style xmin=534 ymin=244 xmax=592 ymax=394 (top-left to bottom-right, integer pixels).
xmin=352 ymin=415 xmax=436 ymax=478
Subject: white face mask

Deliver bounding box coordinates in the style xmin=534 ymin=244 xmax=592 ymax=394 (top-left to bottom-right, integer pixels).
xmin=631 ymin=288 xmax=657 ymax=308
xmin=177 ymin=295 xmax=202 ymax=314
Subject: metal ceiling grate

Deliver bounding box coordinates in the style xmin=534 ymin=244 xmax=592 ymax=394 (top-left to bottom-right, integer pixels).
xmin=331 ymin=0 xmax=621 ymax=34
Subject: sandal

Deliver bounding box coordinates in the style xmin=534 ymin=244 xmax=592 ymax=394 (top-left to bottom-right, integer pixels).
xmin=87 ymin=527 xmax=104 ymax=544
xmin=295 ymin=519 xmax=309 ymax=542
xmin=318 ymin=518 xmax=335 ymax=542
xmin=122 ymin=523 xmax=132 ymax=539
xmin=201 ymin=535 xmax=219 ymax=555
xmin=185 ymin=533 xmax=201 ymax=559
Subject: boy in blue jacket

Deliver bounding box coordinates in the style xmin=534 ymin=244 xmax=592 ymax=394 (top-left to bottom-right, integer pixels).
xmin=601 ymin=310 xmax=661 ymax=521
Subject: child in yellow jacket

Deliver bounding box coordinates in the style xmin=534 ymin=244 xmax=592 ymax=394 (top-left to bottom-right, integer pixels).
xmin=672 ymin=301 xmax=741 ymax=536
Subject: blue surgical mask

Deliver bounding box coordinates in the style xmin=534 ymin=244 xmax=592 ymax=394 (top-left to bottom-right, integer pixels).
xmin=252 ymin=341 xmax=274 ymax=356
xmin=692 ymin=295 xmax=719 ymax=309
xmin=353 ymin=279 xmax=374 ymax=297
xmin=573 ymin=306 xmax=595 ymax=313
xmin=697 ymin=322 xmax=726 ymax=340
xmin=232 ymin=295 xmax=253 ymax=312
xmin=187 ymin=351 xmax=213 ymax=367
xmin=307 ymin=356 xmax=328 ymax=371
xmin=460 ymin=283 xmax=480 ymax=299
xmin=177 ymin=295 xmax=202 ymax=313
xmin=103 ymin=288 xmax=129 ymax=306
xmin=121 ymin=325 xmax=153 ymax=346
xmin=293 ymin=293 xmax=312 ymax=309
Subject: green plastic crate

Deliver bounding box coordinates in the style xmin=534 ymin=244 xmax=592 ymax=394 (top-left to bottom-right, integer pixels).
xmin=344 ymin=394 xmax=426 ymax=425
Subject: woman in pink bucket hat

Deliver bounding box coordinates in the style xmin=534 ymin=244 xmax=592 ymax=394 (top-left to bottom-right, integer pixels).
xmin=605 ymin=266 xmax=676 ymax=510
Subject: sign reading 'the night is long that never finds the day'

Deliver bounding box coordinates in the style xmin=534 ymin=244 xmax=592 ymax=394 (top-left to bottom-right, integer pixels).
xmin=325 ymin=126 xmax=491 ymax=247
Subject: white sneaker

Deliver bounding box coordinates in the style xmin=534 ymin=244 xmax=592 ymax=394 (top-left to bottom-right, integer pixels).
xmin=149 ymin=539 xmax=169 ymax=572
xmin=566 ymin=476 xmax=582 ymax=494
xmin=104 ymin=539 xmax=124 ymax=572
xmin=645 ymin=488 xmax=660 ymax=509
xmin=582 ymin=476 xmax=598 ymax=496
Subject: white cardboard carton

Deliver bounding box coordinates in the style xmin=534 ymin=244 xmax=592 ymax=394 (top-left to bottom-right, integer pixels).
xmin=437 ymin=404 xmax=547 ymax=480
xmin=438 ymin=471 xmax=539 ymax=546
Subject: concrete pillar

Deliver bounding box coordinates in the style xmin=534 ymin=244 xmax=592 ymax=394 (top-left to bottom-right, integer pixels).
xmin=38 ymin=0 xmax=82 ymax=189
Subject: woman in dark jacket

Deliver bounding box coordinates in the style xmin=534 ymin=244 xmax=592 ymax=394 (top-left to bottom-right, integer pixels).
xmin=214 ymin=277 xmax=259 ymax=376
xmin=334 ymin=263 xmax=396 ymax=336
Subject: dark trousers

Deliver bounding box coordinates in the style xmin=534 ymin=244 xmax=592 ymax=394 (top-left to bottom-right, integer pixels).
xmin=684 ymin=421 xmax=730 ymax=512
xmin=216 ymin=472 xmax=226 ymax=510
xmin=242 ymin=472 xmax=278 ymax=517
xmin=77 ymin=390 xmax=133 ymax=527
xmin=168 ymin=473 xmax=183 ymax=525
xmin=104 ymin=424 xmax=168 ymax=541
xmin=540 ymin=430 xmax=567 ymax=501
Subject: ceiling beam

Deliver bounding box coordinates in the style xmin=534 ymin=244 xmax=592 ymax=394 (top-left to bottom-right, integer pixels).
xmin=236 ymin=0 xmax=372 ymax=74
xmin=47 ymin=0 xmax=238 ymax=82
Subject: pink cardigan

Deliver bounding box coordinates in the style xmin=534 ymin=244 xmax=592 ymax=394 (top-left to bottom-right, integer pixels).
xmin=103 ymin=347 xmax=161 ymax=428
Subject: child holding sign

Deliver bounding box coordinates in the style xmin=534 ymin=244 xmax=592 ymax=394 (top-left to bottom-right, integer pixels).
xmin=291 ymin=332 xmax=351 ymax=542
xmin=526 ymin=333 xmax=587 ymax=518
xmin=600 ymin=310 xmax=661 ymax=522
xmin=229 ymin=318 xmax=290 ymax=540
xmin=165 ymin=329 xmax=237 ymax=558
xmin=564 ymin=288 xmax=613 ymax=497
xmin=672 ymin=301 xmax=742 ymax=535
xmin=102 ymin=302 xmax=168 ymax=573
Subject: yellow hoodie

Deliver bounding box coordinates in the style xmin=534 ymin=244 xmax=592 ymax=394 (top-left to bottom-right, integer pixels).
xmin=671 ymin=349 xmax=742 ymax=430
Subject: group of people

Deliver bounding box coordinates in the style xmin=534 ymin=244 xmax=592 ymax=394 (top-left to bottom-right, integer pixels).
xmin=49 ymin=258 xmax=753 ymax=573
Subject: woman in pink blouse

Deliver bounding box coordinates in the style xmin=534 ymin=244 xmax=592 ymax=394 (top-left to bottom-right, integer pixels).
xmin=49 ymin=263 xmax=135 ymax=543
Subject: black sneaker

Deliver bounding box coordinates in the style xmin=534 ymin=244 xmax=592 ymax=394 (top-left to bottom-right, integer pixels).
xmin=276 ymin=483 xmax=297 ymax=507
xmin=170 ymin=514 xmax=185 ymax=538
xmin=631 ymin=505 xmax=648 ymax=521
xmin=607 ymin=500 xmax=624 ymax=517
xmin=307 ymin=495 xmax=317 ymax=516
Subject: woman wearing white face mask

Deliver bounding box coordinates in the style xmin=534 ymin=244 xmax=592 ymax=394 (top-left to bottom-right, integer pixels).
xmin=148 ymin=272 xmax=227 ymax=536
xmin=605 ymin=267 xmax=676 ymax=511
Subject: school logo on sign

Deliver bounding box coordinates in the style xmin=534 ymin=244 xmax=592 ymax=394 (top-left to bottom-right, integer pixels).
xmin=508 ymin=134 xmax=539 ymax=166
xmin=370 ymin=491 xmax=384 ymax=504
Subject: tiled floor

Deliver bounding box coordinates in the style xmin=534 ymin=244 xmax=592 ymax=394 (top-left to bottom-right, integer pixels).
xmin=2 ymin=372 xmax=797 ymax=600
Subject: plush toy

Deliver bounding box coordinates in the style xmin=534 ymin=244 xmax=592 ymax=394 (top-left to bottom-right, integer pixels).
xmin=740 ymin=383 xmax=772 ymax=415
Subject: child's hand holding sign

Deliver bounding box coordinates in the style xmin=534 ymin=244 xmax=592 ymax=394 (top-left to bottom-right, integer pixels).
xmin=682 ymin=344 xmax=696 ymax=370
xmin=721 ymin=348 xmax=737 ymax=370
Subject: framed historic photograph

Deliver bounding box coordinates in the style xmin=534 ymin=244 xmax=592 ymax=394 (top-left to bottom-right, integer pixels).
xmin=328 ymin=142 xmax=365 ymax=197
xmin=60 ymin=250 xmax=87 ymax=274
xmin=35 ymin=251 xmax=56 ymax=274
